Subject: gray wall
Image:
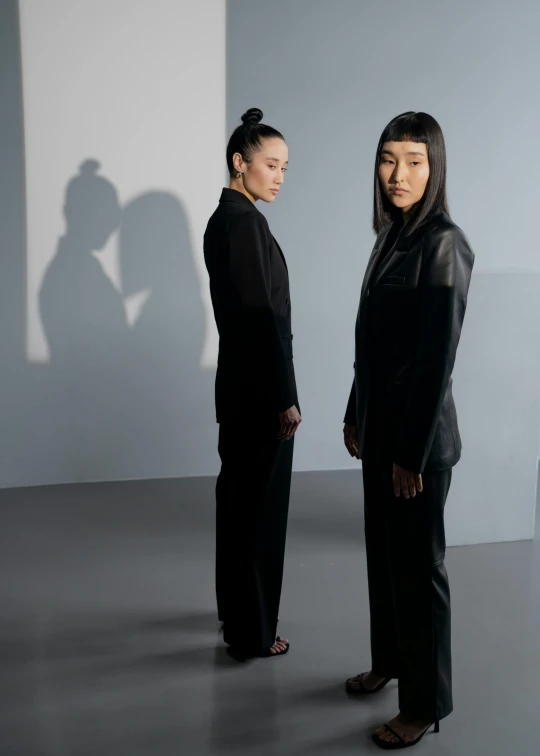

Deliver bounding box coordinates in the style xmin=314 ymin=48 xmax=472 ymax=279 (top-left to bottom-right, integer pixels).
xmin=0 ymin=1 xmax=27 ymax=486
xmin=228 ymin=0 xmax=540 ymax=544
xmin=0 ymin=1 xmax=224 ymax=488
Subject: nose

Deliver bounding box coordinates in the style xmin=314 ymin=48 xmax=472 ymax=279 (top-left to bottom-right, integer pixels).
xmin=275 ymin=172 xmax=284 ymax=185
xmin=392 ymin=163 xmax=406 ymax=184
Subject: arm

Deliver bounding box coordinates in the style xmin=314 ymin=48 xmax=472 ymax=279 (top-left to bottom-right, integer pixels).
xmin=344 ymin=374 xmax=357 ymax=425
xmin=394 ymin=227 xmax=474 ymax=474
xmin=228 ymin=211 xmax=295 ymax=413
xmin=343 ymin=370 xmax=359 ymax=458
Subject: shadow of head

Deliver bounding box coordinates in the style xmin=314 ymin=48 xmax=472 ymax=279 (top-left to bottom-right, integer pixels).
xmin=64 ymin=159 xmax=120 ymax=251
xmin=119 ymin=191 xmax=194 ymax=297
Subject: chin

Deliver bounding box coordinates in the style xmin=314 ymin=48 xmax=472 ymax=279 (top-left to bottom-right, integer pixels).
xmin=388 ymin=196 xmax=407 ymax=208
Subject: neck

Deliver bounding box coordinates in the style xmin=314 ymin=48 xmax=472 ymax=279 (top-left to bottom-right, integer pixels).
xmin=228 ymin=178 xmax=256 ymax=204
xmin=402 ymin=204 xmax=417 ymax=226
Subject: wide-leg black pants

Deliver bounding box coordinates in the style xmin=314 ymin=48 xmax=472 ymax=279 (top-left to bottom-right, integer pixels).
xmin=362 ymin=461 xmax=453 ymax=722
xmin=216 ymin=422 xmax=294 ymax=653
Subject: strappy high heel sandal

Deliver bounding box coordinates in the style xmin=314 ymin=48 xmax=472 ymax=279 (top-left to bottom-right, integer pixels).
xmin=345 ymin=672 xmax=392 ymax=694
xmin=372 ymin=720 xmax=439 ymax=750
xmin=227 ymin=637 xmax=290 ymax=661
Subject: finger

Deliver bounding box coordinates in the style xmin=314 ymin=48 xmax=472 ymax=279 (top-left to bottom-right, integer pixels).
xmin=416 ymin=474 xmax=423 ymax=493
xmin=278 ymin=419 xmax=290 ymax=440
xmin=285 ymin=422 xmax=295 ymax=441
xmin=400 ymin=474 xmax=410 ymax=499
xmin=408 ymin=476 xmax=417 ymax=498
xmin=393 ymin=472 xmax=401 ymax=497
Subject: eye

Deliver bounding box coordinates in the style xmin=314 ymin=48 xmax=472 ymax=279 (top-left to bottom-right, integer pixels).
xmin=410 ymin=161 xmax=421 ymax=166
xmin=282 ymin=168 xmax=287 ymax=172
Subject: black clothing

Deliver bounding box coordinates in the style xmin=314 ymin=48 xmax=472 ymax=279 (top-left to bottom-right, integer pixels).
xmin=204 ymin=189 xmax=298 ymax=423
xmin=204 ymin=189 xmax=299 ymax=652
xmin=344 ymin=211 xmax=474 ymax=722
xmin=344 ymin=212 xmax=474 ymax=474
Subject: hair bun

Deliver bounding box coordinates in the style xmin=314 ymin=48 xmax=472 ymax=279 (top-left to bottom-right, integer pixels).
xmin=241 ymin=108 xmax=263 ymax=126
xmin=79 ymin=159 xmax=100 ymax=176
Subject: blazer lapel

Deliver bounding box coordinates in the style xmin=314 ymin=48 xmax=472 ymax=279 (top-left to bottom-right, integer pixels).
xmin=371 ymin=214 xmax=444 ymax=287
xmin=372 ymin=244 xmax=408 ymax=287
xmin=361 ymin=223 xmax=394 ymax=299
xmin=272 ymin=235 xmax=288 ymax=272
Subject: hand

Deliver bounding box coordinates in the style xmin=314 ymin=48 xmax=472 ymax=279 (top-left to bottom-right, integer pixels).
xmin=392 ymin=463 xmax=423 ymax=499
xmin=278 ymin=406 xmax=302 ymax=441
xmin=344 ymin=424 xmax=360 ymax=459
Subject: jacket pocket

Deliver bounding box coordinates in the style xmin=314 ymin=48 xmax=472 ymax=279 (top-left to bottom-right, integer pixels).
xmin=380 ymin=275 xmax=406 ymax=286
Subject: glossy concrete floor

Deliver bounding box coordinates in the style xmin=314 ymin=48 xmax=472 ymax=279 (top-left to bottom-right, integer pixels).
xmin=1 ymin=471 xmax=540 ymax=755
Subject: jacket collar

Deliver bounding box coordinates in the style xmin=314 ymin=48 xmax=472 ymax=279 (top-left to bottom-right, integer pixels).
xmin=219 ymin=188 xmax=256 ymax=207
xmin=367 ymin=211 xmax=446 ymax=290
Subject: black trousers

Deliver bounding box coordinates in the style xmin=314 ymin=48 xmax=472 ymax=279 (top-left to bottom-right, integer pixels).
xmin=216 ymin=422 xmax=294 ymax=652
xmin=363 ymin=461 xmax=453 ymax=722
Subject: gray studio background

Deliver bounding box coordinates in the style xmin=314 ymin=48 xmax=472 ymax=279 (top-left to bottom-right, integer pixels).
xmin=1 ymin=0 xmax=540 ymax=547
xmin=227 ymin=0 xmax=540 ymax=545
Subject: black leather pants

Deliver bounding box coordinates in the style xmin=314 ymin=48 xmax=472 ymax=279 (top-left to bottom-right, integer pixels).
xmin=362 ymin=461 xmax=453 ymax=722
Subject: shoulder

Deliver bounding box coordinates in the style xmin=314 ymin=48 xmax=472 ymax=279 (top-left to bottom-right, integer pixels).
xmin=418 ymin=214 xmax=475 ymax=285
xmin=227 ymin=205 xmax=271 ymax=246
xmin=423 ymin=213 xmax=473 ymax=254
xmin=420 ymin=213 xmax=475 ymax=268
xmin=229 ymin=204 xmax=269 ymax=231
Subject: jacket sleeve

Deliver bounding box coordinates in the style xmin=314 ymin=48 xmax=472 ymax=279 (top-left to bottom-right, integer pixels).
xmin=344 ymin=373 xmax=357 ymax=425
xmin=228 ymin=211 xmax=295 ymax=413
xmin=393 ymin=226 xmax=474 ymax=474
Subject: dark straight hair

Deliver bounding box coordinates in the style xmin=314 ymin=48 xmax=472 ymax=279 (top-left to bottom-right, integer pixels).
xmin=226 ymin=108 xmax=285 ymax=177
xmin=373 ymin=111 xmax=449 ymax=236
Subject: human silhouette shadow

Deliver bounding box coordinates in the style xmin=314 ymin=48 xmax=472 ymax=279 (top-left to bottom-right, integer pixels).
xmin=118 ymin=191 xmax=213 ymax=478
xmin=39 ymin=160 xmax=132 ymax=479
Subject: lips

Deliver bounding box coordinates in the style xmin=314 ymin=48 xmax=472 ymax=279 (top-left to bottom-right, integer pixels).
xmin=392 ymin=188 xmax=408 ymax=194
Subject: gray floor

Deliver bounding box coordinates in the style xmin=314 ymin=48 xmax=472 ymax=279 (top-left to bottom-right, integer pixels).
xmin=1 ymin=471 xmax=540 ymax=756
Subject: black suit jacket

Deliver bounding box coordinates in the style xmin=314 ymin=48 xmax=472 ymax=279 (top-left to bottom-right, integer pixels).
xmin=344 ymin=211 xmax=475 ymax=474
xmin=204 ymin=188 xmax=298 ymax=423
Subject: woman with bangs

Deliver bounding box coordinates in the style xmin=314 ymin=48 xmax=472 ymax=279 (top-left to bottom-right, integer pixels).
xmin=343 ymin=112 xmax=474 ymax=749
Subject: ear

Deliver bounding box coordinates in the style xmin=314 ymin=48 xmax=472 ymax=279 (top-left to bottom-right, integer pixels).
xmin=232 ymin=152 xmax=246 ymax=174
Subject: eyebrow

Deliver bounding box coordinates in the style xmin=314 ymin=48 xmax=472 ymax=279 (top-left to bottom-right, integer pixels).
xmin=266 ymin=157 xmax=289 ymax=163
xmin=381 ymin=150 xmax=425 ymax=157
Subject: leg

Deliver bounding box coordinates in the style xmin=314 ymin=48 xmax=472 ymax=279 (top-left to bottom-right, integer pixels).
xmin=215 ymin=422 xmax=293 ymax=654
xmin=386 ymin=466 xmax=453 ymax=722
xmin=363 ymin=462 xmax=400 ymax=679
xmin=254 ymin=433 xmax=294 ymax=644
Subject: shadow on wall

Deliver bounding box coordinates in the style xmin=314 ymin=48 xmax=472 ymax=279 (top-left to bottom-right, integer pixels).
xmin=0 ymin=0 xmax=216 ymax=487
xmin=33 ymin=160 xmax=215 ymax=484
xmin=118 ymin=189 xmax=211 ymax=475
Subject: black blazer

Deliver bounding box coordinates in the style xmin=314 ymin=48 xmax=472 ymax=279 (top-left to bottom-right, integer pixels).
xmin=344 ymin=211 xmax=475 ymax=474
xmin=204 ymin=188 xmax=298 ymax=423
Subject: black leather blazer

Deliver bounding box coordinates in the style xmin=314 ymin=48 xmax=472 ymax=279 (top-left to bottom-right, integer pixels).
xmin=204 ymin=188 xmax=298 ymax=423
xmin=344 ymin=211 xmax=475 ymax=474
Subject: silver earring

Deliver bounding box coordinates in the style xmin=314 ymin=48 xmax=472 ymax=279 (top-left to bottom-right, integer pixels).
xmin=236 ymin=171 xmax=242 ymax=178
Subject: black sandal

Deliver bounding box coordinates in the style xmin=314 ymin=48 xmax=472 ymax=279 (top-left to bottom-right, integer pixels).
xmin=372 ymin=720 xmax=439 ymax=750
xmin=345 ymin=672 xmax=392 ymax=694
xmin=261 ymin=636 xmax=290 ymax=658
xmin=227 ymin=637 xmax=290 ymax=661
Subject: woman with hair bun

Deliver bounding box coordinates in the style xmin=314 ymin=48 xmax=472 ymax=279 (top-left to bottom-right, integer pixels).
xmin=204 ymin=108 xmax=300 ymax=658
